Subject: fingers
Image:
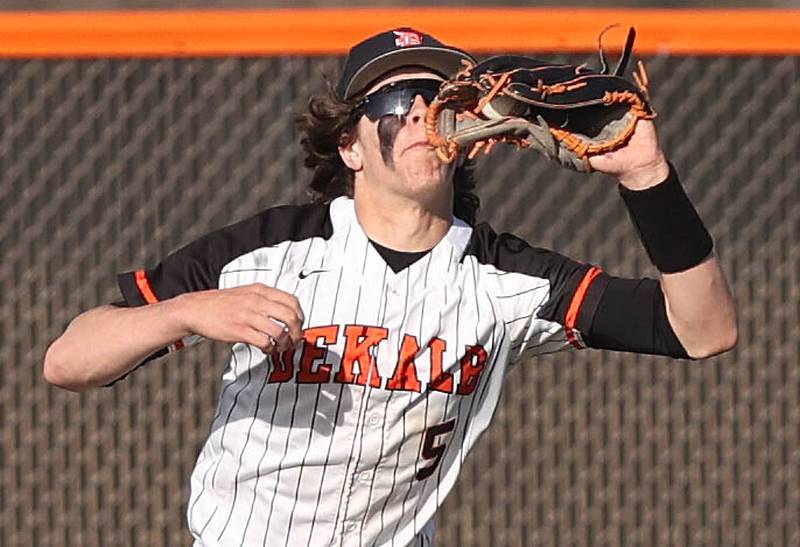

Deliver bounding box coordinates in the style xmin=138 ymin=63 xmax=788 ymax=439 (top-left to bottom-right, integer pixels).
xmin=248 ymin=284 xmax=305 ymax=323
xmin=264 ymin=284 xmax=305 ymax=319
xmin=240 ymin=328 xmax=279 ymax=354
xmin=242 ymin=284 xmax=305 ymax=348
xmin=248 ymin=312 xmax=294 ymax=352
xmin=180 ymin=284 xmax=307 ymax=353
xmin=236 ymin=312 xmax=295 ymax=354
xmin=256 ymin=299 xmax=304 ymax=343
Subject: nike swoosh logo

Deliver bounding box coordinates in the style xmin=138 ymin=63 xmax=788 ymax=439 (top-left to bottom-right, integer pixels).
xmin=298 ymin=269 xmax=328 ymax=279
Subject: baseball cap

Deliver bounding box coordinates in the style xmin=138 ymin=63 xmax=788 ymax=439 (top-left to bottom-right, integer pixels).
xmin=336 ymin=28 xmax=475 ymax=101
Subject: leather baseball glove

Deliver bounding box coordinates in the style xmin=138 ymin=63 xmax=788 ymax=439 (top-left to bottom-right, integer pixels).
xmin=425 ymin=27 xmax=655 ymax=172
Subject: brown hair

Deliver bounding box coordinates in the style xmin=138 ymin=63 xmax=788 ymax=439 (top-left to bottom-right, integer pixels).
xmin=296 ymin=81 xmax=480 ymax=225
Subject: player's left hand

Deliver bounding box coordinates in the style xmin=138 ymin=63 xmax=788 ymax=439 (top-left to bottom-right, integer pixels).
xmin=588 ymin=119 xmax=670 ymax=190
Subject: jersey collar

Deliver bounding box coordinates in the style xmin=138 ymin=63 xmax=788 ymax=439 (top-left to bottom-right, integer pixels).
xmin=329 ymin=196 xmax=472 ymax=273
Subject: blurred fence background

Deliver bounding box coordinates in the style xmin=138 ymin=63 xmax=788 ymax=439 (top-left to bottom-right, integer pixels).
xmin=1 ymin=12 xmax=799 ymax=546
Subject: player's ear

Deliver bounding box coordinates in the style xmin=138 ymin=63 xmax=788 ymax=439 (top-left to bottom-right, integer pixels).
xmin=339 ymin=138 xmax=363 ymax=172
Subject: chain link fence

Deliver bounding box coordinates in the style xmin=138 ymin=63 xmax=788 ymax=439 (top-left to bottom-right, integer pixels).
xmin=1 ymin=53 xmax=798 ymax=546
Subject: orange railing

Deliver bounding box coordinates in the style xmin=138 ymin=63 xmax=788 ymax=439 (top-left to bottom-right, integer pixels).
xmin=1 ymin=8 xmax=799 ymax=57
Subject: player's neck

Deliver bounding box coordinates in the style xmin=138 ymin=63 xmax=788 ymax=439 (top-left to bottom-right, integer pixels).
xmin=353 ymin=189 xmax=452 ymax=252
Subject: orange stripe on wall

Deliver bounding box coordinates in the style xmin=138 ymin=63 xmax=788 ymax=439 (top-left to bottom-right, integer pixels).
xmin=1 ymin=8 xmax=799 ymax=58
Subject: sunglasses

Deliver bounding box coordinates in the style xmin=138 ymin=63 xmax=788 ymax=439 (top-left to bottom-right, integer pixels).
xmin=353 ymin=78 xmax=443 ymax=121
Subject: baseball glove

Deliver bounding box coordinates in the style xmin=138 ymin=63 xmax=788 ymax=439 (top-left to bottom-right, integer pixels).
xmin=425 ymin=27 xmax=655 ymax=172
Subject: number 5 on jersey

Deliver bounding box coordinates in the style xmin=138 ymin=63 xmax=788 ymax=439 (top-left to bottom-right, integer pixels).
xmin=416 ymin=419 xmax=456 ymax=481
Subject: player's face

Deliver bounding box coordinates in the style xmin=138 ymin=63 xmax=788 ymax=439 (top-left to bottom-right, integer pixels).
xmin=347 ymin=69 xmax=455 ymax=205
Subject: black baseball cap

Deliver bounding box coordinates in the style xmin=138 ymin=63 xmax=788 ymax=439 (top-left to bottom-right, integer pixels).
xmin=336 ymin=27 xmax=475 ymax=101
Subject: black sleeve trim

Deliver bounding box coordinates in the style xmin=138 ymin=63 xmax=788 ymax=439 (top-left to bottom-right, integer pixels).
xmin=466 ymin=223 xmax=608 ymax=341
xmin=110 ymin=201 xmax=332 ymax=377
xmin=584 ymin=276 xmax=690 ymax=358
xmin=116 ymin=201 xmax=332 ymax=307
xmin=573 ymin=272 xmax=610 ymax=335
xmin=117 ymin=271 xmax=148 ymax=307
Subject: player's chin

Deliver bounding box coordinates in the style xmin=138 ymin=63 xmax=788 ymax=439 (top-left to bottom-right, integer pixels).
xmin=404 ymin=175 xmax=451 ymax=204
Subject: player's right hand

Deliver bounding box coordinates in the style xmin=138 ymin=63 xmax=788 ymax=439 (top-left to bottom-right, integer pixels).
xmin=172 ymin=284 xmax=305 ymax=353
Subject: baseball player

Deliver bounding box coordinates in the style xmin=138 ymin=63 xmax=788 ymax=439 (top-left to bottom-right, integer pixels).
xmin=44 ymin=28 xmax=737 ymax=546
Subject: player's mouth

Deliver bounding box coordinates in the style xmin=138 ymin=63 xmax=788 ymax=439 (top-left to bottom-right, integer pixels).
xmin=404 ymin=140 xmax=435 ymax=153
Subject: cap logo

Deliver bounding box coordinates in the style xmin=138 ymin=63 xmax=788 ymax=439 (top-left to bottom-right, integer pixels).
xmin=393 ymin=30 xmax=423 ymax=47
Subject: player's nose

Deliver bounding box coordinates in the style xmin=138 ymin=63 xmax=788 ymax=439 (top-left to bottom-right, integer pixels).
xmin=406 ymin=94 xmax=429 ymax=126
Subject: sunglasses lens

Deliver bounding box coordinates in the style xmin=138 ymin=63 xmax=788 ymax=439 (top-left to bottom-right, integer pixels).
xmin=357 ymin=79 xmax=441 ymax=121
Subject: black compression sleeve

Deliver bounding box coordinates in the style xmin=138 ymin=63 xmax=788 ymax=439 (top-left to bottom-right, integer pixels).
xmin=584 ymin=277 xmax=690 ymax=358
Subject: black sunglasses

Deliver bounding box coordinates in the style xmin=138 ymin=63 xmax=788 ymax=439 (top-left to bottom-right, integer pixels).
xmin=352 ymin=78 xmax=443 ymax=121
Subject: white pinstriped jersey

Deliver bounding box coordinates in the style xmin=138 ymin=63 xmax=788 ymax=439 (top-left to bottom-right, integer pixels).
xmin=117 ymin=196 xmax=607 ymax=546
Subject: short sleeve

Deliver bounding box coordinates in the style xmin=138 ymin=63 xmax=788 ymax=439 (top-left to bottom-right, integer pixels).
xmin=468 ymin=224 xmax=610 ymax=363
xmin=117 ymin=236 xmax=225 ymax=307
xmin=110 ymin=201 xmax=332 ymax=379
xmin=117 ymin=201 xmax=332 ymax=306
